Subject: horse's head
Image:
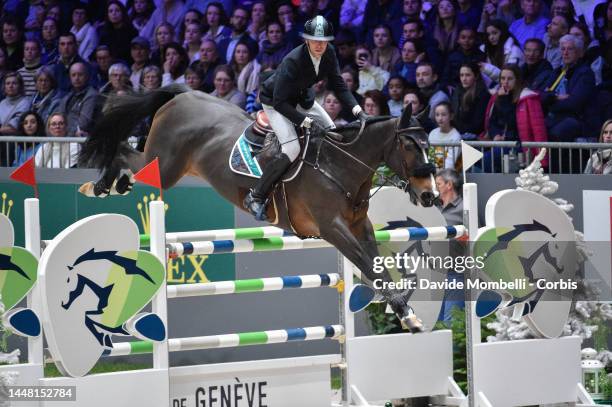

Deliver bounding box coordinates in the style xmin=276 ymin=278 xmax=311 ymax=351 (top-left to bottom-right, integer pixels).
xmin=384 ymin=105 xmax=438 ymax=207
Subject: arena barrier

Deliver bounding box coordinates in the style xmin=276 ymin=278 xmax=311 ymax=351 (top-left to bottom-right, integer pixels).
xmin=3 ymin=182 xmax=601 ymax=407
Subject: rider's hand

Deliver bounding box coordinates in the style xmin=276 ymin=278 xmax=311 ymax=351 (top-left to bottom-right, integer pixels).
xmin=309 ymin=120 xmax=328 ymax=138
xmin=357 ymin=110 xmax=372 ymax=123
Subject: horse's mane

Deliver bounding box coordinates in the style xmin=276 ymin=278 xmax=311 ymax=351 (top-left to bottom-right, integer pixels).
xmin=334 ymin=115 xmax=395 ymax=133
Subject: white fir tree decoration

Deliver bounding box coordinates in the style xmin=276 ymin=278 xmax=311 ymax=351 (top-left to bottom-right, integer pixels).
xmin=0 ymin=294 xmax=19 ymax=402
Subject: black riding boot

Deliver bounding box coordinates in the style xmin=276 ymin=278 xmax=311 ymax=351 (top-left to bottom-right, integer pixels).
xmin=243 ymin=153 xmax=292 ymax=221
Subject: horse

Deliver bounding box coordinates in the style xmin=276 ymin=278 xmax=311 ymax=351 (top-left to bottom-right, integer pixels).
xmin=78 ymin=84 xmax=437 ymax=331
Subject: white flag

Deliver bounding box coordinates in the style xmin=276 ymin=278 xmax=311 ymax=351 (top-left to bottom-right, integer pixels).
xmin=461 ymin=141 xmax=483 ymax=173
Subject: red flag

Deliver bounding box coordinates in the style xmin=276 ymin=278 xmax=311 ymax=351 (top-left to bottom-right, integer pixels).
xmin=134 ymin=158 xmax=163 ymax=199
xmin=10 ymin=157 xmax=38 ymax=198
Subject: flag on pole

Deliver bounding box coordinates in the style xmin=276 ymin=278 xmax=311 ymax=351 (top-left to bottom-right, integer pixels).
xmin=461 ymin=141 xmax=483 ymax=182
xmin=134 ymin=157 xmax=163 ymax=200
xmin=10 ymin=157 xmax=38 ymax=198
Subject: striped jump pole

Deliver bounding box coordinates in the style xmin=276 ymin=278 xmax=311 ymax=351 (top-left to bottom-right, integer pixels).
xmin=103 ymin=325 xmax=344 ymax=357
xmin=168 ymin=225 xmax=467 ymax=257
xmin=167 ymin=273 xmax=341 ymax=298
xmin=139 ymin=226 xmax=291 ymax=246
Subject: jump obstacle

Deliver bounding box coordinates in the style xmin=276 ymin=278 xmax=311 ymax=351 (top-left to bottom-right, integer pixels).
xmin=1 ymin=183 xmax=602 ymax=407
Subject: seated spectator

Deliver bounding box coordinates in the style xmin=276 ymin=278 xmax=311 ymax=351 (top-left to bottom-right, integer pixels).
xmin=0 ymin=72 xmax=30 ymax=165
xmin=257 ymin=22 xmax=292 ymax=68
xmin=318 ymin=0 xmax=341 ymax=28
xmin=510 ymin=0 xmax=550 ymax=47
xmin=363 ymin=89 xmax=390 ymax=116
xmin=53 ymin=32 xmax=90 ymax=93
xmin=98 ymin=1 xmax=138 ymax=64
xmin=202 ymin=2 xmax=231 ymax=45
xmin=521 ymin=38 xmax=553 ymax=91
xmin=594 ymin=0 xmax=612 ymax=44
xmin=198 ymin=39 xmax=220 ymax=92
xmin=0 ymin=47 xmax=7 ymax=95
xmin=162 ymin=42 xmax=188 ymax=85
xmin=401 ymin=19 xmax=443 ymax=73
xmin=416 ymin=62 xmax=450 ymax=120
xmin=18 ymin=39 xmax=43 ymax=97
xmin=92 ymin=45 xmax=114 ymax=90
xmin=28 ymin=66 xmax=63 ymax=124
xmin=183 ymin=23 xmax=202 ymax=64
xmin=141 ymin=65 xmax=162 ymax=91
xmin=391 ymin=38 xmax=422 ymax=85
xmin=442 ymin=26 xmax=485 ymax=88
xmin=70 ymin=3 xmax=98 ymax=61
xmin=129 ymin=0 xmax=155 ymax=33
xmin=543 ymin=14 xmax=571 ymax=69
xmin=232 ymin=40 xmax=260 ymax=94
xmin=371 ymin=24 xmax=401 ymax=72
xmin=432 ymin=0 xmax=460 ymax=57
xmin=140 ymin=0 xmax=186 ymax=42
xmin=323 ymin=91 xmax=348 ymax=126
xmin=218 ymin=7 xmax=258 ymax=65
xmin=298 ymin=0 xmax=318 ymax=24
xmin=102 ymin=63 xmax=131 ymax=95
xmin=276 ymin=2 xmax=302 ymax=46
xmin=340 ymin=0 xmax=366 ymax=32
xmin=2 ymin=16 xmax=24 ymax=71
xmin=334 ymin=29 xmax=358 ymax=70
xmin=363 ymin=0 xmax=402 ymax=42
xmin=597 ymin=38 xmax=612 ymax=122
xmin=478 ymin=0 xmax=498 ymax=32
xmin=403 ymin=87 xmax=436 ymax=132
xmin=245 ymin=65 xmax=274 ymax=116
xmin=179 ymin=9 xmax=203 ymax=46
xmin=429 ymin=102 xmax=461 ymax=169
xmin=457 ymin=0 xmax=481 ymax=30
xmin=24 ymin=3 xmax=45 ymax=40
xmin=450 ymin=62 xmax=490 ymax=138
xmin=550 ymin=0 xmax=575 ymax=19
xmin=211 ymin=64 xmax=246 ymax=109
xmin=355 ymin=45 xmax=390 ymax=95
xmin=541 ymin=34 xmax=596 ymax=142
xmin=483 ymin=64 xmax=548 ymax=170
xmin=35 ymin=112 xmax=78 ymax=168
xmin=13 ymin=111 xmax=45 ymax=166
xmin=339 ymin=66 xmax=364 ymax=121
xmin=130 ymin=37 xmax=150 ymax=91
xmin=390 ymin=0 xmax=426 ymax=44
xmin=41 ymin=17 xmax=59 ymax=64
xmin=185 ymin=62 xmax=205 ymax=90
xmin=584 ymin=119 xmax=612 ymax=174
xmin=480 ymin=20 xmax=523 ymax=83
xmin=150 ymin=22 xmax=175 ymax=67
xmin=387 ymin=75 xmax=407 ymax=116
xmin=569 ymin=22 xmax=601 ymax=65
xmin=247 ymin=1 xmax=266 ymax=44
xmin=58 ymin=62 xmax=98 ymax=137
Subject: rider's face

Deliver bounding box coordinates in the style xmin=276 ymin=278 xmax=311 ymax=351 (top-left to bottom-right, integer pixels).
xmin=306 ymin=39 xmax=327 ymax=58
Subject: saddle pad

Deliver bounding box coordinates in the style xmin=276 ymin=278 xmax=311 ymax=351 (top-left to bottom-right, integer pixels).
xmin=230 ymin=132 xmax=263 ymax=178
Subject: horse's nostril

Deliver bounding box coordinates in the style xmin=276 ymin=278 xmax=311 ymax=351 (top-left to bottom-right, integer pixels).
xmin=420 ymin=191 xmax=436 ymax=207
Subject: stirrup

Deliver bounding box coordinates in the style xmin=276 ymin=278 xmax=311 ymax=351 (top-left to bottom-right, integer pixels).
xmin=244 ymin=190 xmax=269 ymax=221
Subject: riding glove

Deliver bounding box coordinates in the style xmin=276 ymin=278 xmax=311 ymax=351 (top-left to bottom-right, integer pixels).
xmin=308 ymin=121 xmax=328 ymax=138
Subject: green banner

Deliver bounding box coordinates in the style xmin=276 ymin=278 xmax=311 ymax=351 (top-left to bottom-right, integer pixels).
xmin=0 ymin=183 xmax=235 ymax=283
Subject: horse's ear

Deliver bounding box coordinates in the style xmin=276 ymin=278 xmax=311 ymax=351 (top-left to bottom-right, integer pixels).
xmin=399 ymin=104 xmax=412 ymax=129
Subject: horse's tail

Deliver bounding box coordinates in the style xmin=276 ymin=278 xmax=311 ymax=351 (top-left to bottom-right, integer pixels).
xmin=79 ymin=84 xmax=190 ymax=169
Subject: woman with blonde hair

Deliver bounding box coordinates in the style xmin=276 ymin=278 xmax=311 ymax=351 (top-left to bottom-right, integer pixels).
xmin=584 ymin=120 xmax=612 ymax=174
xmin=35 ymin=112 xmax=79 ymax=168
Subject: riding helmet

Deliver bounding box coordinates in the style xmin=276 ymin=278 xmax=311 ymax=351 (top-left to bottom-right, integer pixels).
xmin=302 ymin=15 xmax=334 ymax=41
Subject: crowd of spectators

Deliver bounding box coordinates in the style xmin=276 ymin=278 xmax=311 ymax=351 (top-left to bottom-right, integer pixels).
xmin=0 ymin=0 xmax=610 ymax=171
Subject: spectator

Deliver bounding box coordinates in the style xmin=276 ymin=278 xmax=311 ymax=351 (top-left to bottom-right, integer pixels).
xmin=372 ymin=24 xmax=401 ymax=72
xmin=150 ymin=22 xmax=175 ymax=67
xmin=140 ymin=0 xmax=186 ymax=42
xmin=401 ymin=19 xmax=443 ymax=71
xmin=130 ymin=37 xmax=150 ymax=90
xmin=450 ymin=62 xmax=490 ymax=138
xmin=0 ymin=47 xmax=7 ymax=94
xmin=18 ymin=39 xmax=43 ymax=96
xmin=355 ymin=45 xmax=390 ymax=95
xmin=92 ymin=45 xmax=113 ymax=90
xmin=340 ymin=0 xmax=366 ymax=31
xmin=102 ymin=62 xmax=131 ymax=95
xmin=597 ymin=38 xmax=612 ymax=122
xmin=480 ymin=20 xmax=523 ymax=83
xmin=198 ymin=39 xmax=220 ymax=92
xmin=2 ymin=16 xmax=24 ymax=71
xmin=53 ymin=32 xmax=88 ymax=92
xmin=521 ymin=38 xmax=552 ymax=91
xmin=416 ymin=62 xmax=450 ymax=120
xmin=247 ymin=1 xmax=267 ymax=44
xmin=363 ymin=89 xmax=390 ymax=115
xmin=317 ymin=0 xmax=341 ymax=29
xmin=58 ymin=62 xmax=97 ymax=137
xmin=98 ymin=1 xmax=138 ymax=64
xmin=257 ymin=22 xmax=292 ymax=67
xmin=569 ymin=22 xmax=600 ymax=65
xmin=129 ymin=0 xmax=155 ymax=33
xmin=0 ymin=72 xmax=29 ymax=165
xmin=432 ymin=0 xmax=460 ymax=56
xmin=28 ymin=66 xmax=63 ymax=124
xmin=218 ymin=6 xmax=258 ymax=65
xmin=403 ymin=87 xmax=436 ymax=132
xmin=179 ymin=9 xmax=203 ymax=44
xmin=339 ymin=66 xmax=364 ymax=121
xmin=185 ymin=61 xmax=205 ymax=90
xmin=233 ymin=40 xmax=260 ymax=94
xmin=363 ymin=0 xmax=402 ymax=42
xmin=392 ymin=38 xmax=422 ymax=85
xmin=245 ymin=65 xmax=274 ymax=115
xmin=442 ymin=26 xmax=485 ymax=88
xmin=334 ymin=29 xmax=358 ymax=70
xmin=323 ymin=91 xmax=348 ymax=126
xmin=161 ymin=42 xmax=188 ymax=85
xmin=24 ymin=3 xmax=45 ymax=39
xmin=390 ymin=0 xmax=425 ymax=44
xmin=478 ymin=0 xmax=499 ymax=32
xmin=298 ymin=0 xmax=318 ymax=24
xmin=457 ymin=0 xmax=481 ymax=30
xmin=141 ymin=64 xmax=162 ymax=91
xmin=594 ymin=0 xmax=612 ymax=43
xmin=509 ymin=0 xmax=550 ymax=47
xmin=35 ymin=112 xmax=78 ymax=168
xmin=13 ymin=111 xmax=45 ymax=166
xmin=387 ymin=75 xmax=407 ymax=116
xmin=41 ymin=17 xmax=59 ymax=64
xmin=70 ymin=3 xmax=98 ymax=61
xmin=429 ymin=102 xmax=461 ymax=169
xmin=276 ymin=2 xmax=302 ymax=46
xmin=550 ymin=0 xmax=575 ymax=19
xmin=483 ymin=64 xmax=548 ymax=169
xmin=202 ymin=2 xmax=231 ymax=45
xmin=543 ymin=14 xmax=571 ymax=69
xmin=542 ymin=34 xmax=596 ymax=142
xmin=183 ymin=22 xmax=202 ymax=63
xmin=211 ymin=64 xmax=246 ymax=109
xmin=584 ymin=119 xmax=612 ymax=174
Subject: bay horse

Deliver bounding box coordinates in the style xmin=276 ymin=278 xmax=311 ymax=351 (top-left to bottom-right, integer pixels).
xmin=79 ymin=84 xmax=437 ymax=331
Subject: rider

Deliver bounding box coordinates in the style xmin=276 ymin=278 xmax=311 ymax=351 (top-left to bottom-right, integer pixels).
xmin=243 ymin=15 xmax=369 ymax=220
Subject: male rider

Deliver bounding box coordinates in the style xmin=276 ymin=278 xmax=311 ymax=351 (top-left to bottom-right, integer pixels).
xmin=243 ymin=15 xmax=369 ymax=220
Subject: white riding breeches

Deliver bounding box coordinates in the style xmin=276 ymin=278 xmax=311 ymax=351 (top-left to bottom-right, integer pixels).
xmin=262 ymin=102 xmax=335 ymax=162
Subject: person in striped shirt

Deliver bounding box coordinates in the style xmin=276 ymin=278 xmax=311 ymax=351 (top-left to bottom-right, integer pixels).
xmin=17 ymin=39 xmax=42 ymax=97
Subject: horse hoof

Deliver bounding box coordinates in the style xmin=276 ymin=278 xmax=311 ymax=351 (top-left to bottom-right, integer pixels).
xmin=112 ymin=171 xmax=134 ymax=196
xmin=400 ymin=314 xmax=424 ymax=333
xmin=79 ymin=182 xmax=102 ymax=197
